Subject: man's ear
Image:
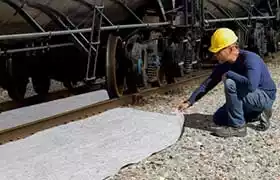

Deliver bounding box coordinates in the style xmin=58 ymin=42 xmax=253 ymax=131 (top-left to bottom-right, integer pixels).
xmin=229 ymin=45 xmax=236 ymax=52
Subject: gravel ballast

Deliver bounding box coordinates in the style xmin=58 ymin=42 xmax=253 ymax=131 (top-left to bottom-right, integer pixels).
xmin=108 ymin=62 xmax=280 ymax=180
xmin=0 ymin=79 xmax=65 ymax=103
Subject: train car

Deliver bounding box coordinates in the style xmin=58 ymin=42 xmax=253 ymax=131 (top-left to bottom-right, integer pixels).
xmin=0 ymin=0 xmax=279 ymax=102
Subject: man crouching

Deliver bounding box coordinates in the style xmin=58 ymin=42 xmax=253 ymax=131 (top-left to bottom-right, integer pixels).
xmin=177 ymin=28 xmax=277 ymax=137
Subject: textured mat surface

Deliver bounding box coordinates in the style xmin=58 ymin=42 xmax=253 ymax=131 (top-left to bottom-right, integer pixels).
xmin=0 ymin=90 xmax=109 ymax=132
xmin=0 ymin=107 xmax=184 ymax=180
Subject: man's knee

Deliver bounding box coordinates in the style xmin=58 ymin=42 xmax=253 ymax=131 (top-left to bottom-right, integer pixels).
xmin=224 ymin=78 xmax=236 ymax=92
xmin=243 ymin=89 xmax=274 ymax=111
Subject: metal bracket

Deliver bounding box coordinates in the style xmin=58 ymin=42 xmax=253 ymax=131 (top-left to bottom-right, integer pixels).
xmin=26 ymin=2 xmax=103 ymax=81
xmin=27 ymin=2 xmax=93 ymax=54
xmin=267 ymin=0 xmax=273 ymax=16
xmin=183 ymin=0 xmax=198 ymax=27
xmin=156 ymin=0 xmax=167 ymax=22
xmin=85 ymin=5 xmax=103 ymax=81
xmin=205 ymin=10 xmax=217 ymax=19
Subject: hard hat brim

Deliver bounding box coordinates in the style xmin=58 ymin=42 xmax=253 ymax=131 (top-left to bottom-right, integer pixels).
xmin=208 ymin=36 xmax=238 ymax=53
xmin=208 ymin=46 xmax=221 ymax=53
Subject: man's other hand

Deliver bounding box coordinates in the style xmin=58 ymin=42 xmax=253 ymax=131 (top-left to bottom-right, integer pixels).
xmin=177 ymin=100 xmax=191 ymax=111
xmin=222 ymin=73 xmax=227 ymax=81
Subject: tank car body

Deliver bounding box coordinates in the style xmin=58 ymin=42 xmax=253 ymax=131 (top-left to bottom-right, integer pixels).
xmin=0 ymin=0 xmax=263 ymax=34
xmin=204 ymin=0 xmax=262 ymax=18
xmin=0 ymin=0 xmax=149 ymax=35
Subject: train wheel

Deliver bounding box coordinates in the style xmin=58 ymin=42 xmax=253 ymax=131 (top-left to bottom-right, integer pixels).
xmin=106 ymin=34 xmax=127 ymax=98
xmin=32 ymin=76 xmax=50 ymax=96
xmin=6 ymin=57 xmax=28 ymax=101
xmin=124 ymin=33 xmax=148 ymax=89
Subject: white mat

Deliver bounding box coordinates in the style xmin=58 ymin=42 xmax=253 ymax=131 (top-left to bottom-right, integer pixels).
xmin=0 ymin=90 xmax=109 ymax=132
xmin=0 ymin=107 xmax=184 ymax=180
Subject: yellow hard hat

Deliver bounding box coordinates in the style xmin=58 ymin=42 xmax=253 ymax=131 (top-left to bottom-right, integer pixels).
xmin=208 ymin=28 xmax=238 ymax=53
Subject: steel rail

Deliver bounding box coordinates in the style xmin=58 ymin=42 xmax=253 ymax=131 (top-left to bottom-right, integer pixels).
xmin=0 ymin=70 xmax=212 ymax=144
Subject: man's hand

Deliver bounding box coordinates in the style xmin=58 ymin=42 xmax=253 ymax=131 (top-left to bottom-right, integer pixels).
xmin=177 ymin=100 xmax=191 ymax=112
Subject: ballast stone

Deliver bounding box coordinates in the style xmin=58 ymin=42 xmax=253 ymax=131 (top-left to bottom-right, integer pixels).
xmin=0 ymin=107 xmax=184 ymax=180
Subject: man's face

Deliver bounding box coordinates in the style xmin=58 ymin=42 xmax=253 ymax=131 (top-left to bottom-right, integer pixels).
xmin=213 ymin=45 xmax=239 ymax=64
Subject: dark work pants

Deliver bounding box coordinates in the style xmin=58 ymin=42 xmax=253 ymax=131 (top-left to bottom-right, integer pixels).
xmin=213 ymin=78 xmax=274 ymax=127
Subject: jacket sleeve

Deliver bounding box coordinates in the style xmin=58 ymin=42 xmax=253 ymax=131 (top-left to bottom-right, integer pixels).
xmin=226 ymin=57 xmax=261 ymax=92
xmin=187 ymin=63 xmax=229 ymax=105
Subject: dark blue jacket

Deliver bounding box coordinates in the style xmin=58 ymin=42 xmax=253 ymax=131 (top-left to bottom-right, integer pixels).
xmin=188 ymin=50 xmax=277 ymax=105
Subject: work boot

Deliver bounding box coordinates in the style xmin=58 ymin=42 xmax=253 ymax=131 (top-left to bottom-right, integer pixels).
xmin=212 ymin=125 xmax=247 ymax=138
xmin=255 ymin=108 xmax=272 ymax=131
xmin=245 ymin=111 xmax=262 ymax=123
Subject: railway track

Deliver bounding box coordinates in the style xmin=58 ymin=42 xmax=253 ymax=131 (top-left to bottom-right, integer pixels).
xmin=0 ymin=51 xmax=279 ymax=145
xmin=0 ymin=69 xmax=212 ymax=145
